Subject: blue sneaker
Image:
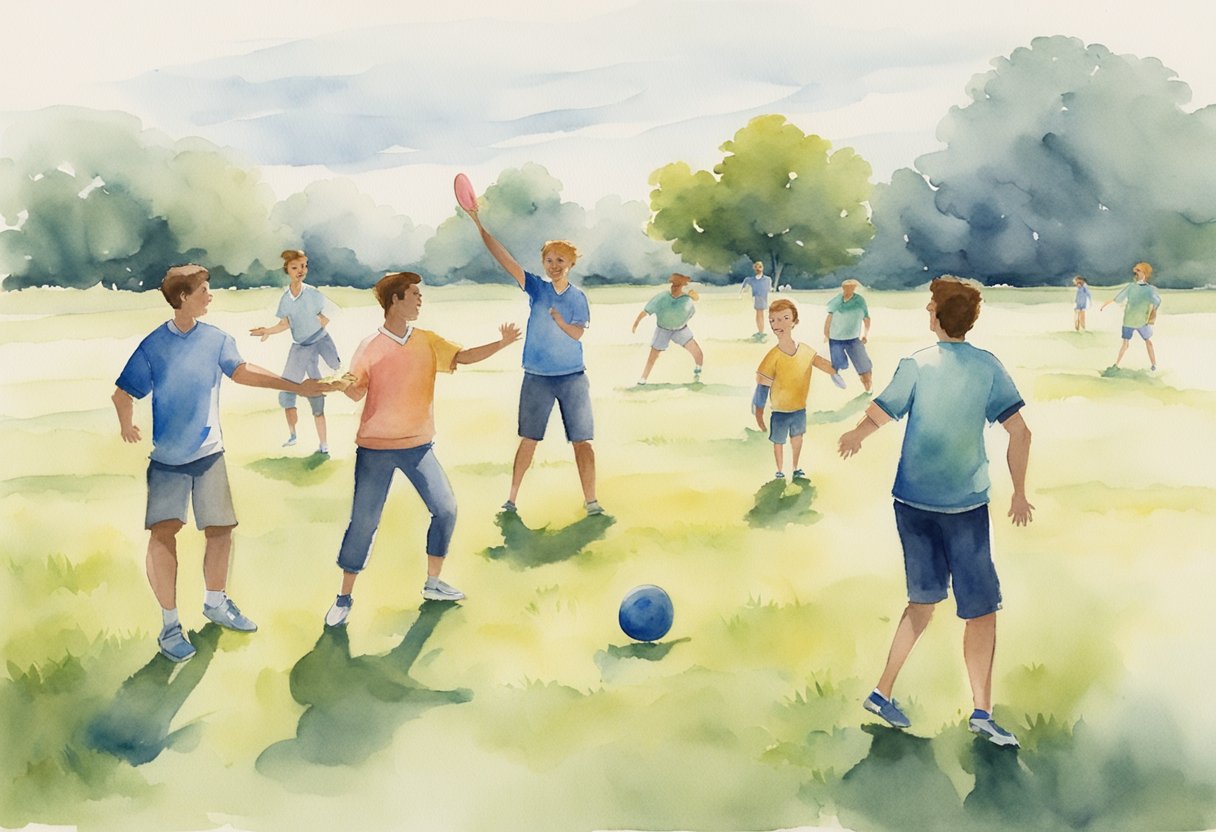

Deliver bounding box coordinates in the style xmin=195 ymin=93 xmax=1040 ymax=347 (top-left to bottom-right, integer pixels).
xmin=501 ymin=499 xmax=517 ymax=513
xmin=792 ymin=468 xmax=806 ymax=479
xmin=863 ymin=691 xmax=911 ymax=728
xmin=969 ymin=711 xmax=1020 ymax=747
xmin=203 ymin=597 xmax=258 ymax=632
xmin=774 ymin=471 xmax=786 ymax=480
xmin=157 ymin=624 xmax=196 ymax=663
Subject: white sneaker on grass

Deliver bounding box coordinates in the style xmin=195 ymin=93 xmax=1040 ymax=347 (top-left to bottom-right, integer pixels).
xmin=325 ymin=594 xmax=353 ymax=627
xmin=422 ymin=578 xmax=465 ymax=602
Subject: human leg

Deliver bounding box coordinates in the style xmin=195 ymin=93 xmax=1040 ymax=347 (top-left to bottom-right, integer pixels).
xmin=876 ymin=602 xmax=936 ymax=698
xmin=146 ymin=520 xmax=184 ymax=610
xmin=639 ymin=348 xmax=661 ymax=383
xmin=572 ymin=441 xmax=597 ymax=504
xmin=964 ymin=612 xmax=997 ymax=712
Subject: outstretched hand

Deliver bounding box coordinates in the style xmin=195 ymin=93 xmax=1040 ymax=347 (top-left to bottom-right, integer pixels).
xmin=838 ymin=429 xmax=863 ymax=459
xmin=299 ymin=378 xmax=340 ymax=397
xmin=1008 ymin=494 xmax=1035 ymax=526
xmin=499 ymin=322 xmax=522 ymax=345
xmin=249 ymin=327 xmax=271 ymax=342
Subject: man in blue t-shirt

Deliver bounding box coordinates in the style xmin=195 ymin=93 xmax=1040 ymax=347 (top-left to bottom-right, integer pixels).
xmin=739 ymin=261 xmax=772 ymax=338
xmin=113 ymin=264 xmax=335 ymax=662
xmin=837 ymin=276 xmax=1034 ymax=747
xmin=465 ymin=207 xmax=603 ymax=517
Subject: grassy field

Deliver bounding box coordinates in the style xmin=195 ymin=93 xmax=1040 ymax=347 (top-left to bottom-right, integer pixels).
xmin=2 ymin=282 xmax=1215 ymax=832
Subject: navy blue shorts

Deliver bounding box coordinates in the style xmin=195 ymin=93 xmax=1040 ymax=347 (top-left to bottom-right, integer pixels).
xmin=828 ymin=338 xmax=873 ymax=375
xmin=893 ymin=501 xmax=1001 ymax=619
xmin=768 ymin=409 xmax=807 ymax=444
xmin=518 ymin=371 xmax=594 ymax=442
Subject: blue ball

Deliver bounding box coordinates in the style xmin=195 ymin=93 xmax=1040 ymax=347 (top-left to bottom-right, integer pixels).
xmin=618 ymin=585 xmax=674 ymax=642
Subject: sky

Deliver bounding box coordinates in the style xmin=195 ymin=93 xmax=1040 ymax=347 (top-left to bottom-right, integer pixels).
xmin=1 ymin=0 xmax=1213 ymax=227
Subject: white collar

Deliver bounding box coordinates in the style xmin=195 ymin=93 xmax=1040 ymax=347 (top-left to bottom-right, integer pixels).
xmin=378 ymin=324 xmax=414 ymax=345
xmin=168 ymin=320 xmax=195 ymax=336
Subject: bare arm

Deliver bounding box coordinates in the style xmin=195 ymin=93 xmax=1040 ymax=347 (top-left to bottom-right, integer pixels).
xmin=549 ymin=308 xmax=585 ymax=341
xmin=231 ymin=363 xmax=334 ymax=396
xmin=111 ymin=387 xmax=141 ymax=443
xmin=632 ymin=310 xmax=648 ymax=333
xmin=466 ymin=207 xmax=525 ymax=287
xmin=862 ymin=315 xmax=871 ymax=343
xmin=1002 ymin=411 xmax=1034 ymax=525
xmin=823 ymin=314 xmax=832 ymax=341
xmin=812 ymin=354 xmax=836 ymax=374
xmin=455 ymin=323 xmax=522 ymax=366
xmin=250 ymin=317 xmax=290 ymax=341
xmin=838 ymin=402 xmax=892 ymax=458
xmin=317 ymin=313 xmax=330 ymax=329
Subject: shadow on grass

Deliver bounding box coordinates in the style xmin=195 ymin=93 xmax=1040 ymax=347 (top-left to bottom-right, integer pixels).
xmin=247 ymin=453 xmax=337 ymax=486
xmin=257 ymin=601 xmax=469 ymax=778
xmin=618 ymin=382 xmax=749 ymax=397
xmin=0 ymin=474 xmax=137 ymax=498
xmin=809 ymin=393 xmax=873 ymax=425
xmin=746 ymin=478 xmax=820 ymax=529
xmin=85 ymin=624 xmax=223 ymax=766
xmin=481 ymin=511 xmax=615 ymax=570
xmin=594 ymin=638 xmax=690 ymax=683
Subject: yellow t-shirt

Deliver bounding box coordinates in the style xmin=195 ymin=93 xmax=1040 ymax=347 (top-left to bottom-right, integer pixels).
xmin=350 ymin=327 xmax=462 ymax=449
xmin=757 ymin=343 xmax=817 ymax=412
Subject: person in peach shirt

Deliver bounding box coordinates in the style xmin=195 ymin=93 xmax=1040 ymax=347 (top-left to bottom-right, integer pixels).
xmin=324 ymin=271 xmax=520 ymax=626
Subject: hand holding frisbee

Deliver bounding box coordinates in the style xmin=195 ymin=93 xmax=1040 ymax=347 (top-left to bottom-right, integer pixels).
xmin=454 ymin=173 xmax=478 ymax=213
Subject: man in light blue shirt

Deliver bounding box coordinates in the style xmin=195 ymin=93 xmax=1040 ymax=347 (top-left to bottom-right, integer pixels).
xmin=113 ymin=264 xmax=334 ymax=663
xmin=837 ymin=276 xmax=1034 ymax=747
xmin=823 ymin=279 xmax=874 ymax=392
xmin=1101 ymin=261 xmax=1161 ymax=371
xmin=739 ymin=261 xmax=772 ymax=338
xmin=466 ymin=206 xmax=603 ymax=517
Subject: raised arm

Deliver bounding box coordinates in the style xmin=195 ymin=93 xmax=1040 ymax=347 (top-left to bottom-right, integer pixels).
xmin=838 ymin=402 xmax=892 ymax=458
xmin=466 ymin=206 xmax=525 ymax=287
xmin=250 ymin=317 xmax=290 ymax=341
xmin=1002 ymin=411 xmax=1034 ymax=525
xmin=455 ymin=323 xmax=522 ymax=366
xmin=111 ymin=387 xmax=141 ymax=443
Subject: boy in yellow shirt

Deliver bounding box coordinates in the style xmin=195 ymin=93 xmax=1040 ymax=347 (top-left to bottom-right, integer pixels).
xmin=753 ymin=299 xmax=844 ymax=480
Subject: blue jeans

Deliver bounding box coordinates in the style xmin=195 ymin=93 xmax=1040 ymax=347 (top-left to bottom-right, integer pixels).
xmin=336 ymin=444 xmax=457 ymax=572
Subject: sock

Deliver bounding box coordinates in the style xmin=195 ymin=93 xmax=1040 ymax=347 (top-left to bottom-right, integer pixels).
xmin=204 ymin=589 xmax=226 ymax=608
xmin=694 ymin=365 xmax=702 ymax=372
xmin=161 ymin=608 xmax=180 ymax=629
xmin=335 ymin=593 xmax=352 ymax=607
xmin=425 ymin=576 xmax=439 ymax=588
xmin=871 ymin=688 xmax=889 ymax=702
xmin=971 ymin=708 xmax=990 ymax=720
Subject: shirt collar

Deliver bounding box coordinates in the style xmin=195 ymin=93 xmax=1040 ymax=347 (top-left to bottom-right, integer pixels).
xmin=167 ymin=320 xmax=194 ymax=337
xmin=378 ymin=324 xmax=414 ymax=345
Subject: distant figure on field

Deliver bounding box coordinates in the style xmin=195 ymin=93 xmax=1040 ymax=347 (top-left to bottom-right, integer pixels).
xmin=740 ymin=261 xmax=772 ymax=338
xmin=1072 ymin=275 xmax=1092 ymax=332
xmin=631 ymin=273 xmax=703 ymax=385
xmin=1101 ymin=261 xmax=1161 ymax=370
xmin=250 ymin=250 xmax=341 ymax=454
xmin=837 ymin=276 xmax=1033 ymax=747
xmin=823 ymin=278 xmax=874 ymax=392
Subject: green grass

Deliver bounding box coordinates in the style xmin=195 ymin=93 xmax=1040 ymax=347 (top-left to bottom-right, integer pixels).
xmin=1 ymin=284 xmax=1215 ymax=831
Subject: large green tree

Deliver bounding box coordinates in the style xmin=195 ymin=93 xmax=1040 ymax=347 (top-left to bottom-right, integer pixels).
xmin=648 ymin=115 xmax=874 ymax=284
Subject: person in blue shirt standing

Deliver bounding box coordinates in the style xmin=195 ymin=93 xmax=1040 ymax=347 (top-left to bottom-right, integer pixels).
xmin=837 ymin=276 xmax=1034 ymax=747
xmin=823 ymin=279 xmax=874 ymax=392
xmin=112 ymin=265 xmax=335 ymax=662
xmin=250 ymin=250 xmax=341 ymax=454
xmin=465 ymin=207 xmax=603 ymax=516
xmin=1072 ymin=275 xmax=1092 ymax=332
xmin=739 ymin=261 xmax=772 ymax=339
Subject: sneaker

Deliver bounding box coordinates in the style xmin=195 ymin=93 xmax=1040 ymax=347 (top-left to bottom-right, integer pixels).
xmin=774 ymin=471 xmax=785 ymax=480
xmin=636 ymin=378 xmax=648 ymax=386
xmin=585 ymin=500 xmax=605 ymax=516
xmin=792 ymin=468 xmax=806 ymax=479
xmin=325 ymin=594 xmax=353 ymax=627
xmin=831 ymin=373 xmax=846 ymax=389
xmin=863 ymin=690 xmax=911 ymax=729
xmin=422 ymin=579 xmax=465 ymax=602
xmin=501 ymin=499 xmax=517 ymax=513
xmin=157 ymin=624 xmax=197 ymax=663
xmin=318 ymin=444 xmax=329 ymax=455
xmin=203 ymin=597 xmax=258 ymax=632
xmin=969 ymin=712 xmax=1020 ymax=747
xmin=693 ymin=367 xmax=702 ymax=382
xmin=282 ymin=434 xmax=297 ymax=447
xmin=1150 ymin=364 xmax=1157 ymax=371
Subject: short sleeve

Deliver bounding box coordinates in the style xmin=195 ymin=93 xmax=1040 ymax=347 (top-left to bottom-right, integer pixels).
xmin=874 ymin=358 xmax=917 ymax=421
xmin=757 ymin=347 xmax=780 ymax=381
xmin=116 ymin=346 xmax=153 ymax=399
xmin=1150 ymin=287 xmax=1161 ymax=307
xmin=350 ymin=337 xmax=374 ymax=385
xmin=859 ymin=296 xmax=871 ymax=317
xmin=825 ymin=295 xmax=841 ymax=314
xmin=571 ymin=291 xmax=591 ymax=327
xmin=275 ymin=292 xmax=290 ymax=319
xmin=985 ymin=358 xmax=1024 ymax=424
xmin=1114 ymin=284 xmax=1130 ymax=303
xmin=219 ymin=332 xmax=244 ymax=378
xmin=430 ymin=332 xmax=463 ymax=374
xmin=643 ymin=293 xmax=661 ymax=315
xmin=523 ymin=271 xmax=543 ymax=302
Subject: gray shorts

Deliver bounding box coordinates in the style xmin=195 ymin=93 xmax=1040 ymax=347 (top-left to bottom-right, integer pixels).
xmin=280 ymin=332 xmax=340 ymax=413
xmin=753 ymin=295 xmax=769 ymax=311
xmin=519 ymin=371 xmax=594 ymax=442
xmin=145 ymin=452 xmax=238 ymax=530
xmin=651 ymin=325 xmax=694 ymax=351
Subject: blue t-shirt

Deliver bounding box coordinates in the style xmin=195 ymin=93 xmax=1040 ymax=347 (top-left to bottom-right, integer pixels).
xmin=522 ymin=271 xmax=590 ymax=376
xmin=873 ymin=341 xmax=1023 ymax=512
xmin=275 ymin=284 xmax=333 ymax=344
xmin=1074 ymin=284 xmax=1092 ymax=309
xmin=744 ymin=274 xmax=771 ymax=298
xmin=116 ymin=321 xmax=245 ymax=466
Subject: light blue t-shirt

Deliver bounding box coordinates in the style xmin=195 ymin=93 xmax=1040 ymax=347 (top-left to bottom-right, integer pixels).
xmin=826 ymin=292 xmax=870 ymax=340
xmin=873 ymin=341 xmax=1023 ymax=512
xmin=644 ymin=291 xmax=696 ymax=330
xmin=1074 ymin=284 xmax=1092 ymax=309
xmin=522 ymin=271 xmax=591 ymax=376
xmin=1113 ymin=282 xmax=1160 ymax=327
xmin=275 ymin=284 xmax=334 ymax=344
xmin=744 ymin=273 xmax=771 ymax=298
xmin=116 ymin=321 xmax=245 ymax=466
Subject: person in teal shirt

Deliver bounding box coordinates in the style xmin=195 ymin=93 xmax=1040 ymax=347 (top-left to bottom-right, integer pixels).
xmin=631 ymin=273 xmax=703 ymax=385
xmin=1101 ymin=261 xmax=1161 ymax=371
xmin=823 ymin=279 xmax=874 ymax=392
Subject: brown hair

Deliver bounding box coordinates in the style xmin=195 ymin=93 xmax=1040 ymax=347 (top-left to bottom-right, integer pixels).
xmin=160 ymin=265 xmax=209 ymax=309
xmin=930 ymin=276 xmax=982 ymax=338
xmin=373 ymin=271 xmax=422 ymax=311
xmin=541 ymin=240 xmax=579 ymax=263
xmin=768 ymin=298 xmax=799 ymax=323
xmin=1133 ymin=261 xmax=1153 ymax=281
xmin=281 ymin=249 xmax=307 ymax=273
xmin=669 ymin=273 xmax=692 ymax=288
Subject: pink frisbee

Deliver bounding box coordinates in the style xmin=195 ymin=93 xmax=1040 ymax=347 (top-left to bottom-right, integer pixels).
xmin=454 ymin=173 xmax=478 ymax=211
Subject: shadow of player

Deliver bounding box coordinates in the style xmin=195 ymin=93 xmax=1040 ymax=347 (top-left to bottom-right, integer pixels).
xmin=809 ymin=393 xmax=873 ymax=425
xmin=482 ymin=511 xmax=615 ymax=570
xmin=85 ymin=623 xmax=223 ymax=766
xmin=257 ymin=601 xmax=469 ymax=775
xmin=745 ymin=477 xmax=820 ymax=529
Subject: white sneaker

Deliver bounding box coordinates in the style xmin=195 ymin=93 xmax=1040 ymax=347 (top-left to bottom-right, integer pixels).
xmin=422 ymin=579 xmax=465 ymax=602
xmin=325 ymin=595 xmax=353 ymax=626
xmin=282 ymin=434 xmax=297 ymax=447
